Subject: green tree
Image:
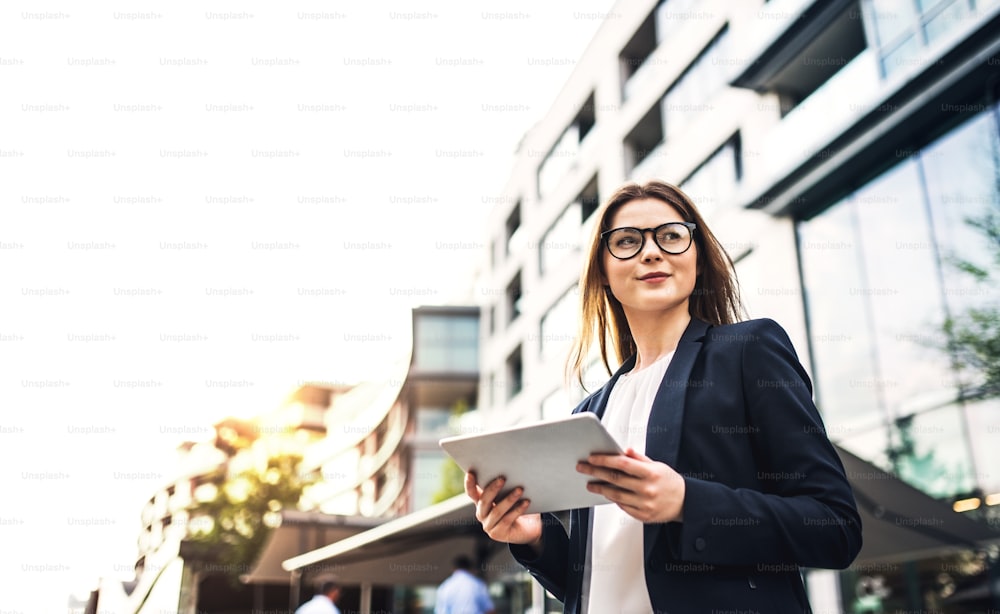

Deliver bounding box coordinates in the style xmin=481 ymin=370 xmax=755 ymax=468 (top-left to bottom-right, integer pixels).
xmin=185 ymin=452 xmax=317 ymax=583
xmin=943 ymin=211 xmax=1000 ymax=399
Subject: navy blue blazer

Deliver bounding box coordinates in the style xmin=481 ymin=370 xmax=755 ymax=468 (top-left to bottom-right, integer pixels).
xmin=511 ymin=318 xmax=862 ymax=614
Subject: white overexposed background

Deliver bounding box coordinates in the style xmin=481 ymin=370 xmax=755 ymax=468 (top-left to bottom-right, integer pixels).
xmin=0 ymin=1 xmax=617 ymax=611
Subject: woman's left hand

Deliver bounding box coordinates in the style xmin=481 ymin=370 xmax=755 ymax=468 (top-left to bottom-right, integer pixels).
xmin=577 ymin=447 xmax=686 ymax=523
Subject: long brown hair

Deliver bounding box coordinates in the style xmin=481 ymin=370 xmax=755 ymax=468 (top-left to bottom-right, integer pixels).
xmin=568 ymin=180 xmax=744 ymax=385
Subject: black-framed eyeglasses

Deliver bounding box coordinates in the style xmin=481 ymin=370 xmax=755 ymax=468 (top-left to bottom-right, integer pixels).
xmin=600 ymin=222 xmax=697 ymax=260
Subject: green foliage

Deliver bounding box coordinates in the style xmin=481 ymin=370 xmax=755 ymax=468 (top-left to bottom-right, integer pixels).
xmin=432 ymin=457 xmax=466 ymax=504
xmin=185 ymin=453 xmax=316 ymax=583
xmin=944 ymin=211 xmax=1000 ymax=399
xmin=945 ymin=308 xmax=1000 ymax=398
xmin=887 ymin=415 xmax=951 ymax=498
xmin=431 ymin=399 xmax=471 ymax=504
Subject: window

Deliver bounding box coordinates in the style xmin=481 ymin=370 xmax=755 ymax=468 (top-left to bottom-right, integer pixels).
xmin=539 ymin=286 xmax=578 ymax=362
xmin=506 ymin=272 xmax=523 ymax=324
xmin=680 ymin=134 xmax=741 ymax=218
xmin=538 ymin=93 xmax=596 ymax=198
xmin=888 ymin=407 xmax=975 ymax=498
xmin=800 ymin=161 xmax=950 ymax=434
xmin=505 ymin=202 xmax=522 ymax=257
xmin=574 ymin=92 xmax=596 ymax=140
xmin=624 ymin=102 xmax=664 ymax=176
xmin=538 ymin=127 xmax=580 ymax=199
xmin=578 ymin=175 xmax=600 ymax=222
xmin=866 ymin=0 xmax=972 ymax=78
xmin=797 ymin=103 xmax=999 ymax=501
xmin=413 ymin=312 xmax=479 ymax=372
xmin=506 ymin=345 xmax=523 ymax=399
xmin=414 ymin=407 xmax=452 ymax=439
xmin=539 ymin=202 xmax=582 ymax=275
xmin=619 ymin=9 xmax=658 ymax=99
xmin=661 ymin=27 xmax=732 ymax=141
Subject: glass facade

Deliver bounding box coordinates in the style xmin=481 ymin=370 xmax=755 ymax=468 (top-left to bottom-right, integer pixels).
xmin=798 ymin=103 xmax=1000 ymax=610
xmin=866 ymin=0 xmax=992 ymax=78
xmin=413 ymin=313 xmax=479 ymax=372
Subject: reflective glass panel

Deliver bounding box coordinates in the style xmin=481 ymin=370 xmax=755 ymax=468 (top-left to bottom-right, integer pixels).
xmin=869 ymin=0 xmax=919 ymax=47
xmin=799 ymin=201 xmax=883 ymax=432
xmin=964 ymin=398 xmax=1000 ymax=494
xmin=888 ymin=406 xmax=975 ymax=498
xmin=414 ymin=314 xmax=479 ymax=372
xmin=852 ymin=161 xmax=954 ymax=421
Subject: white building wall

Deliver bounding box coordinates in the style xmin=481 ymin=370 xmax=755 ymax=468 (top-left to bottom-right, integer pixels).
xmin=478 ymin=0 xmax=805 ymax=425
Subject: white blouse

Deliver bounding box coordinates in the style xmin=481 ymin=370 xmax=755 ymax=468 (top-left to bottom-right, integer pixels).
xmin=582 ymin=352 xmax=674 ymax=614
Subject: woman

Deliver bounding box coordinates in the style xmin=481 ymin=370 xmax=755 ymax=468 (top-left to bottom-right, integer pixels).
xmin=465 ymin=181 xmax=862 ymax=613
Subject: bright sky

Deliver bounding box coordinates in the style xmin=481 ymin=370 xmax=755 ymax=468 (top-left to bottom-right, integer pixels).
xmin=0 ymin=1 xmax=616 ymax=612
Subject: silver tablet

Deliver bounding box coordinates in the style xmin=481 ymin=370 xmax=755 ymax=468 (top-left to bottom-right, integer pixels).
xmin=439 ymin=412 xmax=623 ymax=514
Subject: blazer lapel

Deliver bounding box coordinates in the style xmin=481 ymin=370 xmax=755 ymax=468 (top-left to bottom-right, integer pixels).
xmin=577 ymin=319 xmax=709 ymax=456
xmin=645 ymin=318 xmax=709 ymax=468
xmin=643 ymin=318 xmax=709 ymax=561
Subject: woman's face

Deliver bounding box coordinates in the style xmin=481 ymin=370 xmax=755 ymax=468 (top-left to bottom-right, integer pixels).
xmin=601 ymin=198 xmax=698 ymax=321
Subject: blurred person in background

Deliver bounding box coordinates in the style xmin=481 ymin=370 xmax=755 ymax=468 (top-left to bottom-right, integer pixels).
xmin=434 ymin=554 xmax=495 ymax=614
xmin=294 ymin=579 xmax=341 ymax=614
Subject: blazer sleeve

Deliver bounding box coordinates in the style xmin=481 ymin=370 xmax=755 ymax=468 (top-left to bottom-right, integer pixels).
xmin=668 ymin=319 xmax=862 ymax=569
xmin=509 ymin=513 xmax=571 ymax=602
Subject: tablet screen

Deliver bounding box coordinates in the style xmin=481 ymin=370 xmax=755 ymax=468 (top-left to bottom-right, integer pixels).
xmin=439 ymin=412 xmax=623 ymax=514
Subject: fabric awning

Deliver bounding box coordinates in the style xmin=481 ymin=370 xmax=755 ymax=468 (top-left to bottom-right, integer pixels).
xmin=241 ymin=510 xmax=383 ymax=584
xmin=837 ymin=446 xmax=1000 ymax=565
xmin=283 ymin=495 xmax=517 ymax=586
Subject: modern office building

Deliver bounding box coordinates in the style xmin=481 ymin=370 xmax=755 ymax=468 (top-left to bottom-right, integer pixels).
xmin=249 ymin=305 xmax=487 ymax=613
xmin=88 ymin=305 xmax=485 ymax=614
xmin=109 ymin=383 xmax=357 ymax=613
xmin=478 ymin=0 xmax=1000 ymax=611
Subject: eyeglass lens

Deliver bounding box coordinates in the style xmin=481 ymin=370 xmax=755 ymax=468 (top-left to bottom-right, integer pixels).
xmin=606 ymin=223 xmax=692 ymax=258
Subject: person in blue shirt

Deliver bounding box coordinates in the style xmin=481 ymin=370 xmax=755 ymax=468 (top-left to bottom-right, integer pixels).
xmin=294 ymin=580 xmax=341 ymax=614
xmin=434 ymin=555 xmax=495 ymax=614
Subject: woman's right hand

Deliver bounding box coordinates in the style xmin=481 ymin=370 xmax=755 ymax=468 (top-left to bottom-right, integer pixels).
xmin=465 ymin=472 xmax=543 ymax=547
